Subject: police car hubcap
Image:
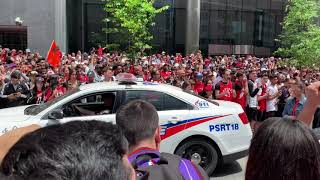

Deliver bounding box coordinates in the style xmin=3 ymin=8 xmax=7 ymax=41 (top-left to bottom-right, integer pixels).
xmin=191 ymin=153 xmax=202 ymax=165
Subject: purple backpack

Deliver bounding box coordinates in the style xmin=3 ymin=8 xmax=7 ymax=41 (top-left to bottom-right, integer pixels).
xmin=130 ymin=150 xmax=209 ymax=180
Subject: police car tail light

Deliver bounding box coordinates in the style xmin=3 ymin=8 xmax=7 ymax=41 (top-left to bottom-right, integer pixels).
xmin=238 ymin=112 xmax=249 ymax=124
xmin=116 ymin=73 xmax=138 ymax=85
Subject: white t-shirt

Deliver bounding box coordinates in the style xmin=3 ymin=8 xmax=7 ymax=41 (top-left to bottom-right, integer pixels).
xmin=266 ymin=84 xmax=278 ymax=112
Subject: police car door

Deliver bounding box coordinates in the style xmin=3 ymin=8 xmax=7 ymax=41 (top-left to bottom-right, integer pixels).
xmin=123 ymin=90 xmax=193 ymax=142
xmin=43 ymin=91 xmax=121 ymax=125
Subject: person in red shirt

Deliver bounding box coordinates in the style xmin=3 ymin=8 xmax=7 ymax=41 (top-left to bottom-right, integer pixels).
xmin=193 ymin=73 xmax=204 ymax=95
xmin=160 ymin=64 xmax=171 ymax=80
xmin=29 ymin=77 xmax=46 ymax=104
xmin=257 ymin=73 xmax=269 ymax=122
xmin=215 ymin=69 xmax=236 ymax=101
xmin=44 ymin=75 xmax=65 ymax=102
xmin=150 ymin=70 xmax=163 ymax=83
xmin=0 ymin=49 xmax=7 ymax=62
xmin=175 ymin=53 xmax=182 ymax=64
xmin=204 ymin=57 xmax=211 ymax=67
xmin=203 ymin=80 xmax=214 ymax=99
xmin=234 ymin=72 xmax=249 ymax=110
xmin=97 ymin=45 xmax=104 ymax=57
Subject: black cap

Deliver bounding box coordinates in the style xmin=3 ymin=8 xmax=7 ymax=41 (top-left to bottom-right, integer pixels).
xmin=11 ymin=70 xmax=21 ymax=79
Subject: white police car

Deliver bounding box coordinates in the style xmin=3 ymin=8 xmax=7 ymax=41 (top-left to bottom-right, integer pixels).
xmin=0 ymin=73 xmax=252 ymax=175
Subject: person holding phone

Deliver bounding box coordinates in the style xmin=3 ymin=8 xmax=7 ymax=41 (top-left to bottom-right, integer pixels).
xmin=0 ymin=70 xmax=30 ymax=108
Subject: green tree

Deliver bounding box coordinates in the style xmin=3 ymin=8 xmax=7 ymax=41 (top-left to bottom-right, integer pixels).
xmin=275 ymin=0 xmax=320 ymax=67
xmin=102 ymin=0 xmax=169 ymax=58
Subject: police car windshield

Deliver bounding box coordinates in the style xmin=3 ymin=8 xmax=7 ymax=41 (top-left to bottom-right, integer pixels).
xmin=25 ymin=88 xmax=80 ymax=115
xmin=184 ymin=90 xmax=219 ymax=106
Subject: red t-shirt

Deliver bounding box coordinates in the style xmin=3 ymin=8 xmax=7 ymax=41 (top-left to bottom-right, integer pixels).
xmin=234 ymin=80 xmax=246 ymax=110
xmin=204 ymin=59 xmax=211 ymax=66
xmin=160 ymin=71 xmax=171 ymax=80
xmin=292 ymin=99 xmax=300 ymax=117
xmin=175 ymin=56 xmax=182 ymax=64
xmin=194 ymin=81 xmax=204 ymax=94
xmin=216 ymin=81 xmax=234 ymax=101
xmin=44 ymin=86 xmax=65 ymax=102
xmin=78 ymin=75 xmax=88 ymax=83
xmin=97 ymin=48 xmax=104 ymax=57
xmin=258 ymin=84 xmax=267 ymax=112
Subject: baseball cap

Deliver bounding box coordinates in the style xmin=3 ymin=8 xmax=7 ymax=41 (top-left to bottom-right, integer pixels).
xmin=30 ymin=71 xmax=38 ymax=76
xmin=196 ymin=72 xmax=203 ymax=78
xmin=11 ymin=70 xmax=21 ymax=79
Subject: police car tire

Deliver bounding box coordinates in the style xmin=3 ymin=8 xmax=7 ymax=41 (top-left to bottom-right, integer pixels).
xmin=175 ymin=138 xmax=219 ymax=175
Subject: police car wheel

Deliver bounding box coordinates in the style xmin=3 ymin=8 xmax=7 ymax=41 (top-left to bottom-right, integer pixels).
xmin=175 ymin=139 xmax=219 ymax=175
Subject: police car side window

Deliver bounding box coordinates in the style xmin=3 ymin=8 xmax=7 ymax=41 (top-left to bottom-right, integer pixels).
xmin=62 ymin=92 xmax=116 ymax=117
xmin=125 ymin=91 xmax=190 ymax=111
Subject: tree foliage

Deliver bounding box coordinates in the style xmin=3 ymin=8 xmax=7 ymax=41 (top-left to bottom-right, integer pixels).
xmin=102 ymin=0 xmax=169 ymax=58
xmin=275 ymin=0 xmax=320 ymax=67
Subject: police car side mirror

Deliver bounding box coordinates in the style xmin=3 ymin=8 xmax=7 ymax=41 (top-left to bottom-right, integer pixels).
xmin=48 ymin=109 xmax=64 ymax=120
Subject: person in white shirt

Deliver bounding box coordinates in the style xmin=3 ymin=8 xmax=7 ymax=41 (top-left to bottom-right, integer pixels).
xmin=266 ymin=74 xmax=282 ymax=118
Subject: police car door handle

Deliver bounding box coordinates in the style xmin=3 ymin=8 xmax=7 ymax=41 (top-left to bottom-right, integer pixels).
xmin=168 ymin=117 xmax=180 ymax=124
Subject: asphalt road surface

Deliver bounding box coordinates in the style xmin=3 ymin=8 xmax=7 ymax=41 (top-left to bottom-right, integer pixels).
xmin=210 ymin=157 xmax=247 ymax=180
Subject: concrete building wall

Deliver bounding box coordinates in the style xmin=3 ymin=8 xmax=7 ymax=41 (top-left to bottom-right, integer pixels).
xmin=0 ymin=0 xmax=66 ymax=55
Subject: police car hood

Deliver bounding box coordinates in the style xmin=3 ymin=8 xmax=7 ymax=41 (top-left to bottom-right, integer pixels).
xmin=214 ymin=100 xmax=243 ymax=114
xmin=0 ymin=105 xmax=33 ymax=121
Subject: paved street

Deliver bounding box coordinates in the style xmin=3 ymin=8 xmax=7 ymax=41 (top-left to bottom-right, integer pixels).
xmin=210 ymin=157 xmax=247 ymax=180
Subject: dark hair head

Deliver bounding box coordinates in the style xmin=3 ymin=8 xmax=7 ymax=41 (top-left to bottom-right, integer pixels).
xmin=269 ymin=73 xmax=278 ymax=79
xmin=246 ymin=118 xmax=320 ymax=180
xmin=236 ymin=72 xmax=244 ymax=78
xmin=116 ymin=100 xmax=159 ymax=146
xmin=181 ymin=81 xmax=191 ymax=90
xmin=1 ymin=121 xmax=130 ymax=180
xmin=220 ymin=68 xmax=228 ymax=75
xmin=292 ymin=80 xmax=305 ymax=91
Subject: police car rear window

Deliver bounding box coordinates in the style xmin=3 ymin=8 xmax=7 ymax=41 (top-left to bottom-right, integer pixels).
xmin=125 ymin=90 xmax=193 ymax=111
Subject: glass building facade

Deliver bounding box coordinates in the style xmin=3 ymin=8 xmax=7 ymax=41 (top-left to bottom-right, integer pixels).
xmin=199 ymin=0 xmax=287 ymax=56
xmin=66 ymin=0 xmax=287 ymax=56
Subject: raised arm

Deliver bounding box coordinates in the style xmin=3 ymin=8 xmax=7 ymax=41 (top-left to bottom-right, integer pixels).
xmin=297 ymin=82 xmax=320 ymax=126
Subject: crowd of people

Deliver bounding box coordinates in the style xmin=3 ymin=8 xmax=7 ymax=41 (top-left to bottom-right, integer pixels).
xmin=0 ymin=83 xmax=320 ymax=180
xmin=1 ymin=45 xmax=320 ymax=179
xmin=1 ymin=46 xmax=320 ymax=129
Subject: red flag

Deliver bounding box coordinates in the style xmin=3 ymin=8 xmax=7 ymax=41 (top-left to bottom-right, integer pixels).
xmin=46 ymin=40 xmax=61 ymax=67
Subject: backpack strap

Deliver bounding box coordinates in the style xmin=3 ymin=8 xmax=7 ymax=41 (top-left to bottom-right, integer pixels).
xmin=161 ymin=153 xmax=209 ymax=180
xmin=131 ymin=152 xmax=162 ymax=169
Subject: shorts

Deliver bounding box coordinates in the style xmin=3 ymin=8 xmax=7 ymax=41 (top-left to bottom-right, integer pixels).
xmin=257 ymin=111 xmax=266 ymax=122
xmin=246 ymin=107 xmax=258 ymax=122
xmin=266 ymin=111 xmax=277 ymax=119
